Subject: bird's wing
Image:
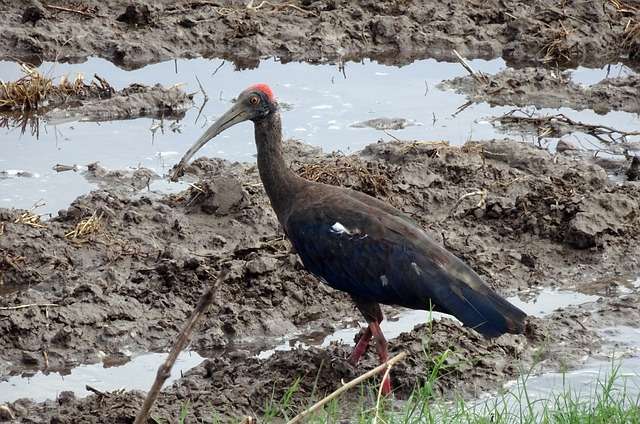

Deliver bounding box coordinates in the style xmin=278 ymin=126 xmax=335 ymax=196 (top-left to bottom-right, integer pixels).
xmin=284 ymin=193 xmax=525 ymax=337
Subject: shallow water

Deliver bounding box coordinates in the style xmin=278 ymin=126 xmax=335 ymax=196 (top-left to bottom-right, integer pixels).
xmin=0 ymin=351 xmax=205 ymax=403
xmin=0 ymin=283 xmax=633 ymax=403
xmin=1 ymin=57 xmax=640 ymax=408
xmin=507 ymin=288 xmax=601 ymax=317
xmin=470 ymin=329 xmax=640 ymax=418
xmin=1 ymin=58 xmax=638 ymax=214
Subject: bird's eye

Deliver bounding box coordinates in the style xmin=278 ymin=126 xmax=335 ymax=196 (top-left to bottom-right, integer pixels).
xmin=249 ymin=96 xmax=260 ymax=105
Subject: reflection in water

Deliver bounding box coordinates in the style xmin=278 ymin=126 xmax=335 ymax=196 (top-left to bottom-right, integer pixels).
xmin=1 ymin=57 xmax=638 ymax=213
xmin=256 ymin=308 xmax=451 ymax=359
xmin=469 ymin=357 xmax=640 ymax=418
xmin=507 ymin=288 xmax=601 ymax=317
xmin=0 ymin=351 xmax=205 ymax=403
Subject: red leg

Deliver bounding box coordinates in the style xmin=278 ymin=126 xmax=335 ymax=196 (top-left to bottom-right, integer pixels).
xmin=370 ymin=321 xmax=391 ymax=395
xmin=348 ymin=326 xmax=372 ymax=365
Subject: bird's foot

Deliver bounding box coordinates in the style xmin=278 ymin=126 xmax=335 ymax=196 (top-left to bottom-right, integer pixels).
xmin=348 ymin=326 xmax=372 ymax=366
xmin=381 ymin=373 xmax=392 ymax=396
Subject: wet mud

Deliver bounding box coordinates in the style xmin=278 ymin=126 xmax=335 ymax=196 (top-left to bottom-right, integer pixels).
xmin=1 ymin=82 xmax=193 ymax=132
xmin=443 ymin=67 xmax=640 ymax=115
xmin=2 ymin=138 xmax=640 ymax=421
xmin=1 ymin=0 xmax=639 ymax=70
xmin=43 ymin=83 xmax=194 ymax=122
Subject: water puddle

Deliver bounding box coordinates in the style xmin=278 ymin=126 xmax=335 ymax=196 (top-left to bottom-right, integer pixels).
xmin=0 ymin=351 xmax=205 ymax=403
xmin=570 ymin=63 xmax=635 ymax=86
xmin=507 ymin=288 xmax=601 ymax=318
xmin=0 ymin=308 xmax=430 ymax=403
xmin=470 ymin=357 xmax=640 ymax=417
xmin=257 ymin=308 xmax=447 ymax=359
xmin=1 ymin=58 xmax=638 ymax=214
xmin=470 ymin=327 xmax=640 ymax=418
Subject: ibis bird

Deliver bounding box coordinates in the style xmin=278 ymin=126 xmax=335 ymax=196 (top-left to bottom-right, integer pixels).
xmin=172 ymin=84 xmax=527 ymax=394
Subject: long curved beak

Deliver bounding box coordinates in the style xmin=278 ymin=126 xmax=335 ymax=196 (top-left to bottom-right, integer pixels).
xmin=170 ymin=103 xmax=250 ymax=181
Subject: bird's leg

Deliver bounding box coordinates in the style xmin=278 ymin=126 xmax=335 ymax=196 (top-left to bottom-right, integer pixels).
xmin=370 ymin=321 xmax=391 ymax=395
xmin=348 ymin=326 xmax=372 ymax=366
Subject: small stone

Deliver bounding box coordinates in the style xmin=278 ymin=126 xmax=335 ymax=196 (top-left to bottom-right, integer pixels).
xmin=116 ymin=5 xmax=152 ymax=26
xmin=626 ymin=156 xmax=640 ymax=181
xmin=183 ymin=257 xmax=200 ymax=270
xmin=520 ymin=253 xmax=536 ymax=269
xmin=21 ymin=351 xmax=40 ymax=365
xmin=556 ymin=138 xmax=577 ymax=154
xmin=245 ymin=257 xmax=278 ymax=275
xmin=178 ymin=17 xmax=197 ymax=28
xmin=57 ymin=391 xmax=75 ymax=405
xmin=22 ymin=2 xmax=45 ymax=25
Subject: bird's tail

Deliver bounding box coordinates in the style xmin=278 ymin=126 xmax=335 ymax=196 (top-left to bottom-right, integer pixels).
xmin=452 ymin=282 xmax=527 ymax=338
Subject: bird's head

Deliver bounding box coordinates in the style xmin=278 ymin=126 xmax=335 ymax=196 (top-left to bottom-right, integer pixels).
xmin=170 ymin=83 xmax=277 ymax=181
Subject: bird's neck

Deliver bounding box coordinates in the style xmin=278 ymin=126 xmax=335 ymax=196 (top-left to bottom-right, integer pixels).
xmin=254 ymin=112 xmax=303 ymax=220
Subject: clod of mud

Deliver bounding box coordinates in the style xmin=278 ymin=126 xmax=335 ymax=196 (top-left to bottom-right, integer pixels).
xmin=44 ymin=83 xmax=193 ymax=123
xmin=82 ymin=163 xmax=159 ymax=194
xmin=116 ymin=4 xmax=152 ymax=27
xmin=628 ymin=156 xmax=640 ymax=181
xmin=0 ymin=170 xmax=35 ymax=179
xmin=1 ymin=1 xmax=639 ymax=70
xmin=21 ymin=1 xmax=45 ymax=26
xmin=442 ymin=67 xmax=640 ymax=114
xmin=350 ymin=117 xmax=416 ymax=131
xmin=0 ymin=65 xmax=193 ymax=133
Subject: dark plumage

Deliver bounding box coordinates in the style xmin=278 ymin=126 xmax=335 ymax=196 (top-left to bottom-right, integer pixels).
xmin=172 ymin=84 xmax=527 ymax=394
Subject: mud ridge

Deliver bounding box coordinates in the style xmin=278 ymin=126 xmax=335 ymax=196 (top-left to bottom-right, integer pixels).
xmin=1 ymin=0 xmax=639 ymax=70
xmin=442 ymin=67 xmax=640 ymax=115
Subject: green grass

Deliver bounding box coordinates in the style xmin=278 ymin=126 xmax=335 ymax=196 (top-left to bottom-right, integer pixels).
xmin=296 ymin=359 xmax=640 ymax=424
xmin=162 ymin=322 xmax=640 ymax=424
xmin=163 ymin=355 xmax=639 ymax=423
xmin=163 ymin=309 xmax=639 ymax=423
xmin=163 ymin=359 xmax=639 ymax=424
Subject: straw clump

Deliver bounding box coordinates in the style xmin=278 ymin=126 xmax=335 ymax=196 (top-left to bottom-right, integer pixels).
xmin=65 ymin=211 xmax=104 ymax=242
xmin=0 ymin=64 xmax=114 ymax=112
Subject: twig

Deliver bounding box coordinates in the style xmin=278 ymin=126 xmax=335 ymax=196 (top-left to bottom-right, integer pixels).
xmin=493 ymin=110 xmax=640 ymax=147
xmin=0 ymin=406 xmax=15 ymax=421
xmin=453 ymin=49 xmax=489 ymax=84
xmin=286 ymin=351 xmax=407 ymax=424
xmin=0 ymin=303 xmax=58 ymax=311
xmin=194 ymin=75 xmax=209 ymax=102
xmin=445 ymin=189 xmax=487 ymax=220
xmin=383 ymin=130 xmax=401 ymax=142
xmin=246 ymin=0 xmax=317 ymax=16
xmin=86 ymin=384 xmax=107 ymax=397
xmin=372 ymin=364 xmax=395 ymax=424
xmin=43 ymin=3 xmax=95 ymax=17
xmin=133 ymin=270 xmax=225 ymax=424
xmin=212 ymin=61 xmax=225 ymax=76
xmin=193 ymin=75 xmax=209 ymax=125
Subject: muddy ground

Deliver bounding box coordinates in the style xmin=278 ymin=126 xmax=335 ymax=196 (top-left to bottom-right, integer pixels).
xmin=2 ymin=138 xmax=640 ymax=421
xmin=443 ymin=67 xmax=640 ymax=114
xmin=1 ymin=0 xmax=639 ymax=70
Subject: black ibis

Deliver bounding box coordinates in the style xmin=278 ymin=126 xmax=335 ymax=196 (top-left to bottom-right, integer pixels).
xmin=171 ymin=84 xmax=527 ymax=394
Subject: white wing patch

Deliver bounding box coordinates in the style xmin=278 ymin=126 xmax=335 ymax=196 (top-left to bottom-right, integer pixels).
xmin=380 ymin=275 xmax=389 ymax=287
xmin=411 ymin=262 xmax=423 ymax=276
xmin=330 ymin=222 xmax=351 ymax=235
xmin=330 ymin=222 xmax=368 ymax=239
